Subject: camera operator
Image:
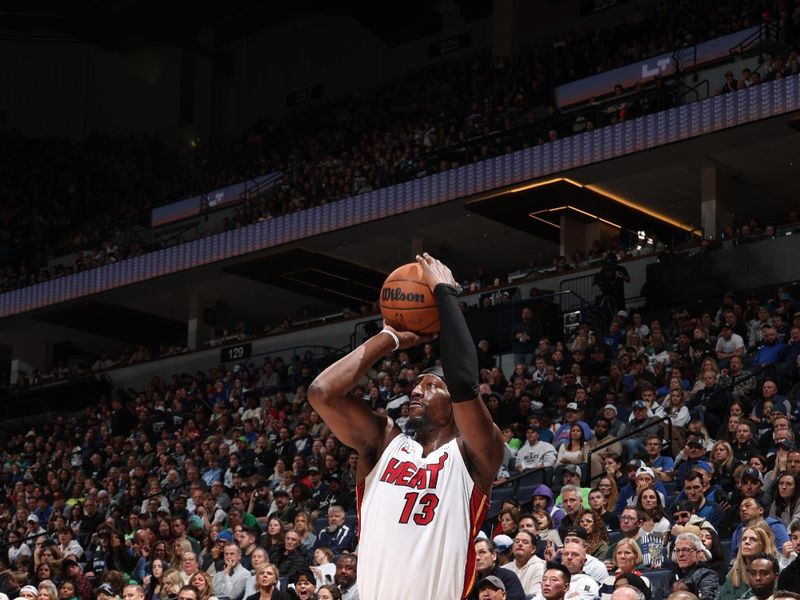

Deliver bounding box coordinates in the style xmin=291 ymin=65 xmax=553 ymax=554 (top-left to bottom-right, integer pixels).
xmin=592 ymin=252 xmax=630 ymax=316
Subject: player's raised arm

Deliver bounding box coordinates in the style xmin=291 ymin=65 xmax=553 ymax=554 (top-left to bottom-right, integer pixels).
xmin=308 ymin=324 xmax=426 ymax=455
xmin=416 ymin=253 xmax=504 ymax=492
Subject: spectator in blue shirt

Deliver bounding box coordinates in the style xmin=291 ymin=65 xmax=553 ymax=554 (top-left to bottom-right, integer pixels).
xmin=674 ymin=432 xmax=713 ymax=489
xmin=553 ymin=403 xmax=592 ymax=447
xmin=753 ymin=327 xmax=788 ymax=379
xmin=682 ymin=470 xmax=724 ymax=529
xmin=731 ymin=495 xmax=789 ymax=556
xmin=644 ymin=434 xmax=674 ymax=482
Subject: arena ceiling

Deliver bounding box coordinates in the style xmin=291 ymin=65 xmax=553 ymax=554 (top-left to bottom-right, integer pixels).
xmin=0 ymin=0 xmax=488 ymax=50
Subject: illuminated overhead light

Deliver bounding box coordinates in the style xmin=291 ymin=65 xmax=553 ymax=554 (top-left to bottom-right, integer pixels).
xmin=510 ymin=177 xmax=585 ymax=194
xmin=565 ymin=205 xmax=621 ymax=229
xmin=583 ymin=183 xmax=693 ymax=232
xmin=528 ymin=213 xmax=561 ymax=229
xmin=528 ymin=205 xmax=621 ymax=229
xmin=508 ymin=176 xmax=692 ymax=232
xmin=637 ymin=230 xmax=646 ymax=240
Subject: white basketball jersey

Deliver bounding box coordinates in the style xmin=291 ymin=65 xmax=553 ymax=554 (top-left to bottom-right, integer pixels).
xmin=356 ymin=433 xmax=489 ymax=600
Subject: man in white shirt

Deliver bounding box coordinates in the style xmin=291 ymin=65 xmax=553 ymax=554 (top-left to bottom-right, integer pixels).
xmin=515 ymin=426 xmax=557 ymax=480
xmin=504 ymin=531 xmax=546 ymax=595
xmin=57 ymin=526 xmax=84 ymax=560
xmin=716 ymin=323 xmax=745 ymax=362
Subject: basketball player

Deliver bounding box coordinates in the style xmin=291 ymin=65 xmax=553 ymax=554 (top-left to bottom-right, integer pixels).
xmin=309 ymin=252 xmax=504 ymax=599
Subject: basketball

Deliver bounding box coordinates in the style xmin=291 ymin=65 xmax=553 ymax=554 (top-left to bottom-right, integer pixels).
xmin=379 ymin=262 xmax=440 ymax=335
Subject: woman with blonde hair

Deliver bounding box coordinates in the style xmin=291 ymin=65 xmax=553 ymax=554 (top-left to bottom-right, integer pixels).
xmin=293 ymin=512 xmax=316 ymax=553
xmin=711 ymin=440 xmax=736 ymax=492
xmin=37 ymin=580 xmax=58 ymax=600
xmin=161 ymin=570 xmax=184 ymax=600
xmin=169 ymin=539 xmax=192 ymax=571
xmin=655 ymin=388 xmax=690 ymax=428
xmin=245 ymin=564 xmax=289 ymax=600
xmin=718 ymin=525 xmax=778 ymax=600
xmin=599 ymin=539 xmax=649 ymax=600
xmin=243 ymin=548 xmax=271 ymax=598
xmin=190 ymin=571 xmax=218 ymax=600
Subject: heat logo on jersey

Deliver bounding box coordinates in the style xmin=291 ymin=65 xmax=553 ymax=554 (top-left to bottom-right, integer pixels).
xmin=378 ymin=452 xmax=448 ymax=490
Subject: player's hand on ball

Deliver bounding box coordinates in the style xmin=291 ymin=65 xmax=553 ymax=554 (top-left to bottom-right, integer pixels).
xmin=416 ymin=252 xmax=459 ymax=291
xmin=382 ymin=322 xmax=435 ymax=349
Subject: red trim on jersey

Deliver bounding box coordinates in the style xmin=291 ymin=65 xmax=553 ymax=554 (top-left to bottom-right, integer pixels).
xmin=461 ymin=487 xmax=489 ymax=599
xmin=355 ymin=480 xmax=365 ymax=538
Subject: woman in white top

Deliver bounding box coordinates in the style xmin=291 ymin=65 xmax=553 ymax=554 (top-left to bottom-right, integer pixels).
xmin=310 ymin=547 xmax=337 ymax=591
xmin=635 ymin=487 xmax=670 ymax=568
xmin=556 ymin=424 xmax=590 ymax=466
xmin=655 ymin=389 xmax=690 ymax=428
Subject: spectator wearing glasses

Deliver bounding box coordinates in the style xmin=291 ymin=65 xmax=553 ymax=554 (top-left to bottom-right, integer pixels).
xmin=671 ymin=532 xmax=720 ymax=599
xmin=600 ymin=539 xmax=647 ymax=600
xmin=605 ymin=508 xmax=644 ymax=572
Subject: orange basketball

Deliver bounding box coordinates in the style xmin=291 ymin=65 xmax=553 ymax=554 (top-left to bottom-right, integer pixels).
xmin=379 ymin=262 xmax=440 ymax=335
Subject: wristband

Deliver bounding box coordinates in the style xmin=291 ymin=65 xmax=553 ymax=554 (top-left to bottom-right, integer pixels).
xmin=379 ymin=328 xmax=400 ymax=351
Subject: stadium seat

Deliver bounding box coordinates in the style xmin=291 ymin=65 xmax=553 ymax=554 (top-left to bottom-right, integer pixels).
xmin=721 ymin=538 xmax=732 ymax=564
xmin=492 ymin=484 xmax=514 ymax=503
xmin=515 ymin=482 xmax=540 ymax=503
xmin=643 ymin=568 xmax=677 ymax=600
xmin=608 ymin=530 xmax=623 ymax=545
xmin=312 ymin=516 xmax=328 ymax=533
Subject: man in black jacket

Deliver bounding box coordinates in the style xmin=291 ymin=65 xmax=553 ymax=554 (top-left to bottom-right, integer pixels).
xmin=273 ymin=529 xmax=310 ymax=585
xmin=673 ymin=533 xmax=720 ymax=599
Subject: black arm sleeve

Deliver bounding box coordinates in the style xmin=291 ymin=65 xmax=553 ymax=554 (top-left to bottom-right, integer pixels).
xmin=434 ymin=283 xmax=479 ymax=403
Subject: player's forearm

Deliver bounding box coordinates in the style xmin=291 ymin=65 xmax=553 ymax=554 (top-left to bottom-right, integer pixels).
xmin=309 ymin=333 xmax=394 ymax=406
xmin=434 ymin=284 xmax=478 ymax=402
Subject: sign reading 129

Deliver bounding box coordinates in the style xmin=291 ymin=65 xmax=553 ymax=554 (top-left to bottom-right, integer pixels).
xmin=220 ymin=342 xmax=252 ymax=364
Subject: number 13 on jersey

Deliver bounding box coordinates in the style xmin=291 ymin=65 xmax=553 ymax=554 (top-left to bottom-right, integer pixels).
xmin=398 ymin=492 xmax=439 ymax=525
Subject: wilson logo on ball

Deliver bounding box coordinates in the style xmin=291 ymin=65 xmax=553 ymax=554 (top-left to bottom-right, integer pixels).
xmin=381 ymin=287 xmax=426 ymax=303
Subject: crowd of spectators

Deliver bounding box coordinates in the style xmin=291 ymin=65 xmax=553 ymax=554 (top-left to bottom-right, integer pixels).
xmin=0 ymin=0 xmax=793 ymax=295
xmin=17 ymin=208 xmax=800 ymax=395
xmin=4 ymin=272 xmax=800 ymax=598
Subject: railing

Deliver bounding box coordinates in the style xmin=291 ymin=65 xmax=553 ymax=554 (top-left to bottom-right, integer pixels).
xmin=350 ymin=317 xmax=382 ymax=352
xmin=558 ymin=275 xmax=597 ymax=313
xmin=675 ymin=78 xmax=710 ymax=103
xmin=586 ymin=413 xmax=673 ymax=483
